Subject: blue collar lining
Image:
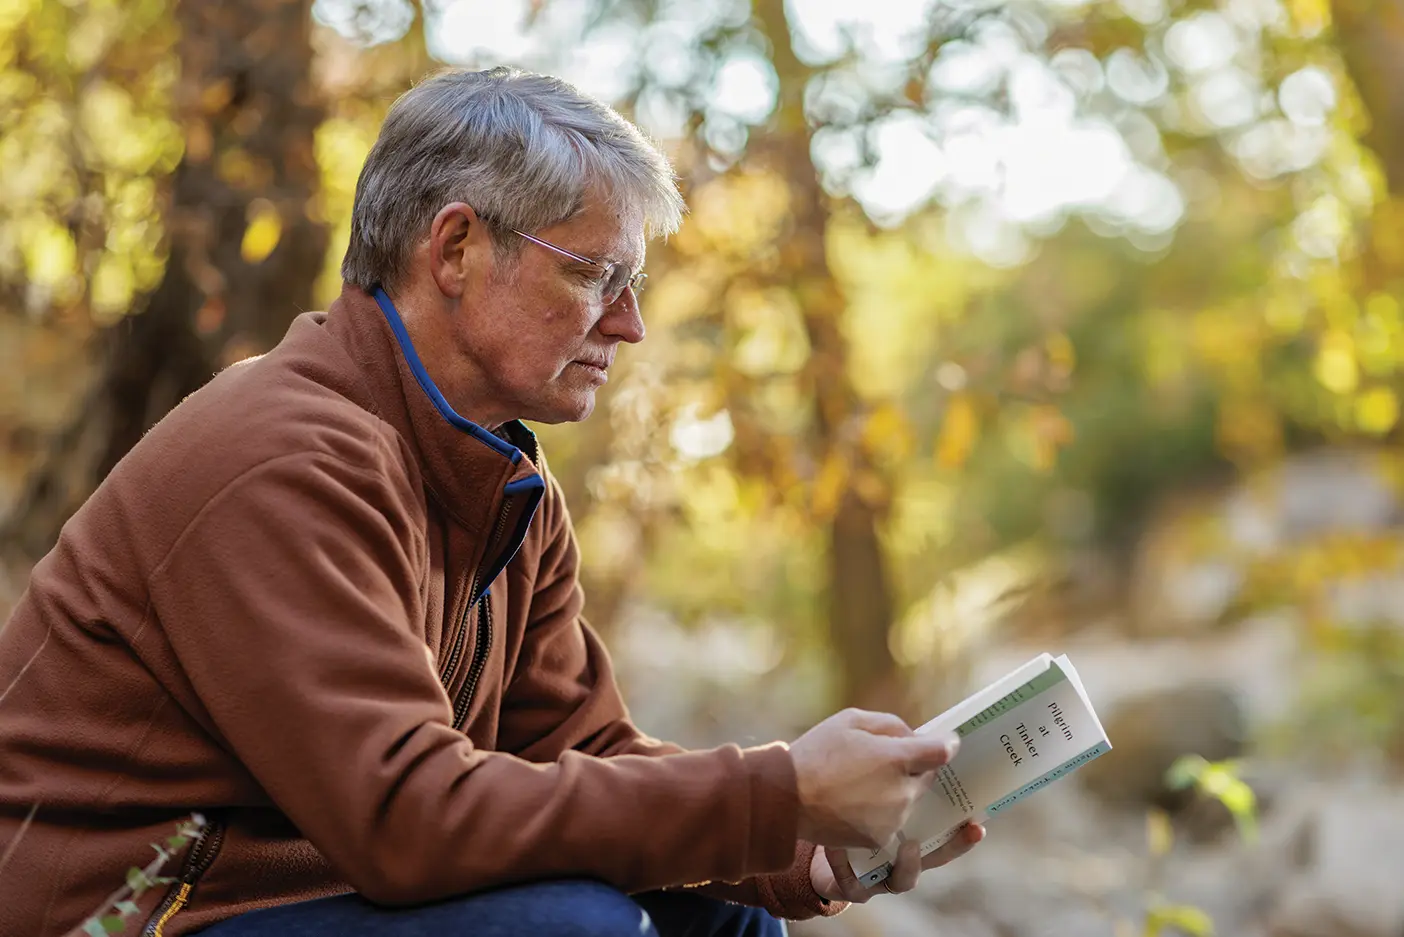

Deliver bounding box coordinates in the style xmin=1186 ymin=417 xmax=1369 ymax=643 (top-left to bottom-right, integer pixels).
xmin=372 ymin=287 xmax=522 ymax=465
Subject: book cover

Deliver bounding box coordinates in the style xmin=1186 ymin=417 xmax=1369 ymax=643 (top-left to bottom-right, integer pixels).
xmin=850 ymin=653 xmax=1111 ymax=887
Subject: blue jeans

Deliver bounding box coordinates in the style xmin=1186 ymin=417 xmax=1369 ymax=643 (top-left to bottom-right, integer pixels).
xmin=198 ymin=880 xmax=788 ymax=937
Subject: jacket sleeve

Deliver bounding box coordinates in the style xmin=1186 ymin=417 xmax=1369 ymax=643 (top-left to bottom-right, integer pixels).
xmin=145 ymin=432 xmax=802 ymax=906
xmin=496 ymin=473 xmax=847 ymax=921
xmin=675 ymin=842 xmax=848 ymax=921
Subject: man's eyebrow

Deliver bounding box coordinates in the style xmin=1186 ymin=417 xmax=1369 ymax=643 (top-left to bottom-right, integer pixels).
xmin=613 ymin=248 xmax=646 ymax=272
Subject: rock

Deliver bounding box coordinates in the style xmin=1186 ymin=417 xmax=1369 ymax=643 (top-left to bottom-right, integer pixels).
xmin=913 ymin=840 xmax=1128 ymax=937
xmin=1079 ymin=683 xmax=1248 ymax=813
xmin=1265 ymin=790 xmax=1404 ymax=937
xmin=1268 ymin=879 xmax=1400 ymax=937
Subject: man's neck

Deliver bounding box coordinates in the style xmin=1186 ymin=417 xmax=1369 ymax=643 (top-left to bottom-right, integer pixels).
xmin=381 ymin=284 xmax=505 ymax=431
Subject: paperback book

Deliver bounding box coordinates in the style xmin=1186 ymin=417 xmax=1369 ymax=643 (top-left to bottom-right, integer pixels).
xmin=850 ymin=652 xmax=1111 ymax=888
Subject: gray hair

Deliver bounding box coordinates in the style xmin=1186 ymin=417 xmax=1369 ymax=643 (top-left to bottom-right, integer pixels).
xmin=342 ymin=66 xmax=685 ymax=292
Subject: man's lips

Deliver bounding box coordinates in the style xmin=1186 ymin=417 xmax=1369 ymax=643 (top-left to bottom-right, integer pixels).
xmin=572 ymin=359 xmax=611 ymax=378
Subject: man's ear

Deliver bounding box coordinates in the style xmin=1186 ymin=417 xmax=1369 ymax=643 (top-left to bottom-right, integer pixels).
xmin=428 ymin=201 xmax=486 ymax=298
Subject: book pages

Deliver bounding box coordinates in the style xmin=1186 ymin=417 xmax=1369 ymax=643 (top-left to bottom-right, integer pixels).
xmin=849 ymin=652 xmax=1111 ymax=888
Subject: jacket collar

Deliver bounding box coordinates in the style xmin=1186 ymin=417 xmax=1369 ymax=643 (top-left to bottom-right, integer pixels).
xmin=321 ymin=284 xmax=544 ymax=596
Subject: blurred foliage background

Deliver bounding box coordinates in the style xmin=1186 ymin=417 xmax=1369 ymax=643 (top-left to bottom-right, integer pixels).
xmin=8 ymin=0 xmax=1404 ymax=930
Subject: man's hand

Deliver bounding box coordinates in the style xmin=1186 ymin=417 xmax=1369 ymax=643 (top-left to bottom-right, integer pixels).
xmin=809 ymin=823 xmax=986 ymax=903
xmin=788 ymin=708 xmax=960 ymax=849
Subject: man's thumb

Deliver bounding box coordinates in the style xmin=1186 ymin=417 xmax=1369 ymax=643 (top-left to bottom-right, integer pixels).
xmin=895 ymin=732 xmax=961 ymax=773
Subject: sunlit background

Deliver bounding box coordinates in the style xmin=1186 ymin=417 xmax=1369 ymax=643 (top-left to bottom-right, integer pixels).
xmin=6 ymin=0 xmax=1404 ymax=933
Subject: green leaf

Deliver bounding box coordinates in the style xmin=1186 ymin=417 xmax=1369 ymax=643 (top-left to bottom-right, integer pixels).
xmin=1219 ymin=779 xmax=1260 ymax=843
xmin=126 ymin=866 xmax=154 ymax=894
xmin=1164 ymin=755 xmax=1207 ymax=791
xmin=100 ymin=914 xmax=127 ymax=933
xmin=1146 ymin=903 xmax=1214 ymax=937
xmin=166 ymin=834 xmax=189 ymax=851
xmin=1188 ymin=760 xmax=1259 ymax=844
xmin=1218 ymin=778 xmax=1255 ymax=815
xmin=1164 ymin=905 xmax=1214 ymax=937
xmin=116 ymin=900 xmax=141 ymax=917
xmin=82 ymin=919 xmax=108 ymax=937
xmin=1200 ymin=761 xmax=1247 ymax=796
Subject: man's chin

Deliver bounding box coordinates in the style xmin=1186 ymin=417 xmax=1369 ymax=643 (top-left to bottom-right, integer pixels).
xmin=519 ymin=392 xmax=597 ymax=426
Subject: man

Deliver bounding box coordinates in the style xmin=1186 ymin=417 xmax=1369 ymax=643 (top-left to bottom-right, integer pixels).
xmin=0 ymin=67 xmax=982 ymax=937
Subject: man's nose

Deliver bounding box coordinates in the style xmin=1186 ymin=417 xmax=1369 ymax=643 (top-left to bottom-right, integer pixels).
xmin=598 ymin=289 xmax=645 ymax=344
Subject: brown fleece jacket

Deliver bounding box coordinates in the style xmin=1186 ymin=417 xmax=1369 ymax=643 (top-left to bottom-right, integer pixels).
xmin=0 ymin=285 xmax=845 ymax=936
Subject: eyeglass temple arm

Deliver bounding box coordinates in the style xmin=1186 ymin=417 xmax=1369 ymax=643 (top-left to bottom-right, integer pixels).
xmin=510 ymin=229 xmax=602 ymax=269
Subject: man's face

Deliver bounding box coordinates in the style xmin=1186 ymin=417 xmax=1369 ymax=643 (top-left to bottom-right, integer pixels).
xmin=454 ymin=189 xmax=646 ymax=425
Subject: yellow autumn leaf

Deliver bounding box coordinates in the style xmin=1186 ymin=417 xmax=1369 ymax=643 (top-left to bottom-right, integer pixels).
xmin=1356 ymin=386 xmax=1399 ymax=435
xmin=935 ymin=394 xmax=978 ymax=469
xmin=22 ymin=217 xmax=76 ymax=286
xmin=862 ymin=402 xmax=914 ymax=462
xmin=1287 ymin=0 xmax=1329 ymax=35
xmin=90 ymin=255 xmax=136 ymax=325
xmin=1366 ymin=291 xmax=1401 ymax=327
xmin=1146 ymin=808 xmax=1174 ymax=858
xmin=0 ymin=0 xmax=28 ymax=30
xmin=810 ymin=452 xmax=849 ymax=520
xmin=241 ymin=201 xmax=282 ymax=264
xmin=1313 ymin=332 xmax=1358 ymax=394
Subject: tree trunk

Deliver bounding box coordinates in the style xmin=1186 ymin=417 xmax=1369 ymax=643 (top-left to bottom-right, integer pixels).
xmin=2 ymin=0 xmax=327 ymax=563
xmin=754 ymin=0 xmax=905 ymax=715
xmin=1332 ymin=0 xmax=1404 ymax=194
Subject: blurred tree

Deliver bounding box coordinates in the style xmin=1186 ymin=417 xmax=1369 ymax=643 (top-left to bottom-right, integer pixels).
xmin=2 ymin=0 xmax=326 ymax=562
xmin=1331 ymin=0 xmax=1404 ymax=193
xmin=750 ymin=0 xmax=901 ymax=712
xmin=10 ymin=0 xmax=1404 ymax=722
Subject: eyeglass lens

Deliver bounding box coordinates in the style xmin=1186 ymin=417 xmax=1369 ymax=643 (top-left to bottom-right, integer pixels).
xmin=602 ymin=265 xmax=640 ymax=305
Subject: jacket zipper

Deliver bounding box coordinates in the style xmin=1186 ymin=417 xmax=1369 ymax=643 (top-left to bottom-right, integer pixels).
xmin=452 ymin=597 xmax=492 ymax=730
xmin=437 ymin=573 xmax=475 ymax=688
xmin=440 ymin=499 xmax=511 ymax=727
xmin=142 ymin=819 xmax=226 ymax=937
xmin=141 ymin=489 xmax=517 ymax=935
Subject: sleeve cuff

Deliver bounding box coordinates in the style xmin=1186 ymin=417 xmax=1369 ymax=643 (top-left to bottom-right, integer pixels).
xmin=756 ymin=841 xmax=850 ymax=921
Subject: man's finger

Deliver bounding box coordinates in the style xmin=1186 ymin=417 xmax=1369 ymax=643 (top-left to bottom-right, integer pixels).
xmin=824 ymin=846 xmax=868 ymax=901
xmin=921 ymin=822 xmax=985 ymax=871
xmin=885 ymin=837 xmax=923 ymax=894
xmin=892 ymin=732 xmax=960 ymax=774
xmin=847 ymin=709 xmax=913 ymax=738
